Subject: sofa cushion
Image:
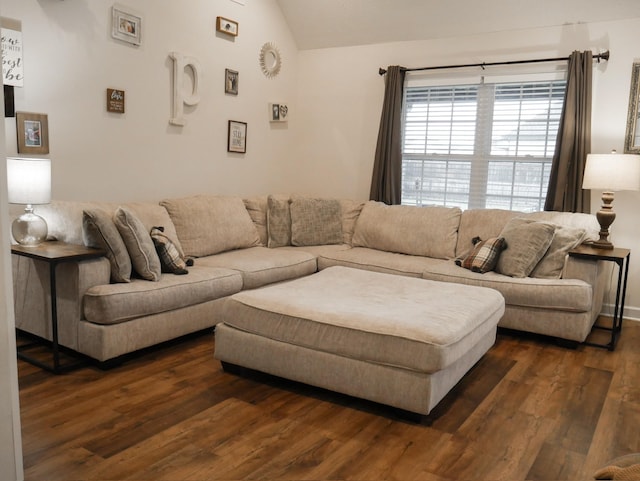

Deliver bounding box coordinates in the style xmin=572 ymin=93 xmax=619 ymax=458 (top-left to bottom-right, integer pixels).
xmin=267 ymin=194 xmax=291 ymax=247
xmin=114 ymin=207 xmax=162 ymax=282
xmin=160 ymin=195 xmax=260 ymax=257
xmin=123 ymin=202 xmax=185 ymax=257
xmin=196 ymin=246 xmax=317 ymax=289
xmin=339 ymin=199 xmax=365 ymax=245
xmin=82 ymin=208 xmax=132 ymax=283
xmin=150 ymin=226 xmax=188 ymax=275
xmin=455 ymin=209 xmax=520 ymax=258
xmin=495 ymin=218 xmax=555 ymax=278
xmin=422 ymin=262 xmax=592 ymax=313
xmin=243 ymin=195 xmax=268 ymax=246
xmin=290 ymin=196 xmax=343 ymax=246
xmin=352 ymin=201 xmax=461 ymax=259
xmin=531 ymin=225 xmax=586 ymax=279
xmin=455 ymin=237 xmax=506 ymax=274
xmin=83 ymin=267 xmax=242 ymax=325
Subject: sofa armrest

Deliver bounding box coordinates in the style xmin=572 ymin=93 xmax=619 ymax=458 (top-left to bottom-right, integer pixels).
xmin=562 ymin=256 xmax=610 ymax=321
xmin=12 ymin=255 xmax=111 ymax=350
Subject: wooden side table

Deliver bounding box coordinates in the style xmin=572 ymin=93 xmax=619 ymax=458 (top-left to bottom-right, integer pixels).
xmin=11 ymin=241 xmax=105 ymax=373
xmin=568 ymin=244 xmax=631 ymax=351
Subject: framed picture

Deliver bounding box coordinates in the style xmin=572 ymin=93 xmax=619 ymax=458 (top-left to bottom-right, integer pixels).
xmin=16 ymin=111 xmax=49 ymax=154
xmin=225 ymin=69 xmax=238 ymax=95
xmin=216 ymin=16 xmax=238 ymax=37
xmin=227 ymin=120 xmax=247 ymax=153
xmin=111 ymin=4 xmax=142 ymax=46
xmin=269 ymin=103 xmax=289 ymax=122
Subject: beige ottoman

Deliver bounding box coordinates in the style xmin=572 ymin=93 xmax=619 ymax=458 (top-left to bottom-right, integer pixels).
xmin=214 ymin=266 xmax=505 ymax=416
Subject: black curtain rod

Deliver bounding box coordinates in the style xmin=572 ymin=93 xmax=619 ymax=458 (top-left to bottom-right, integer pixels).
xmin=378 ymin=50 xmax=610 ymax=76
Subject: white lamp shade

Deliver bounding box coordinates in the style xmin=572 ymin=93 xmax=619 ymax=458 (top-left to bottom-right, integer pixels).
xmin=583 ymin=153 xmax=640 ymax=192
xmin=7 ymin=157 xmax=51 ymax=205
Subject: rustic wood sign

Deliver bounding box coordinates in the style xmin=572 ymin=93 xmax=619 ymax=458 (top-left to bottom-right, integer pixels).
xmin=106 ymin=88 xmax=125 ymax=113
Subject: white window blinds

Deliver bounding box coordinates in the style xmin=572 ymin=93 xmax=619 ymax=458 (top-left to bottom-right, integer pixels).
xmin=401 ymin=76 xmax=566 ymax=212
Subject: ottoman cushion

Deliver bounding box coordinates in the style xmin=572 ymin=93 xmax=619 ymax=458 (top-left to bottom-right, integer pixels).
xmin=220 ymin=266 xmax=505 ymax=373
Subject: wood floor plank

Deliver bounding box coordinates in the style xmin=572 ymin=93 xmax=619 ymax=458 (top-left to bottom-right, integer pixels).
xmin=18 ymin=322 xmax=640 ymax=481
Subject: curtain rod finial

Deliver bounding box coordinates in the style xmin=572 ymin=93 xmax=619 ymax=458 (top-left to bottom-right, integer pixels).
xmin=379 ymin=67 xmax=387 ymax=76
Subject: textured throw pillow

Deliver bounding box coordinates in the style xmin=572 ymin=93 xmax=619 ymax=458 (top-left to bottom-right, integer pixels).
xmin=290 ymin=196 xmax=343 ymax=246
xmin=495 ymin=218 xmax=556 ymax=278
xmin=150 ymin=226 xmax=191 ymax=275
xmin=267 ymin=195 xmax=291 ymax=247
xmin=455 ymin=236 xmax=506 ymax=274
xmin=530 ymin=225 xmax=586 ymax=279
xmin=82 ymin=209 xmax=132 ymax=283
xmin=114 ymin=207 xmax=162 ymax=282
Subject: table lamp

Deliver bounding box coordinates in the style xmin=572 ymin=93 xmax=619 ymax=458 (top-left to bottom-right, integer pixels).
xmin=7 ymin=157 xmax=51 ymax=246
xmin=582 ymin=151 xmax=640 ymax=249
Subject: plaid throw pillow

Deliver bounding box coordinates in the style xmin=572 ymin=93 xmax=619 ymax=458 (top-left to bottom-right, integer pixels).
xmin=455 ymin=236 xmax=506 ymax=274
xmin=150 ymin=226 xmax=192 ymax=275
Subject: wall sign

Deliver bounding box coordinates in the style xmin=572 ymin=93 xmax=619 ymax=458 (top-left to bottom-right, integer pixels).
xmin=1 ymin=17 xmax=23 ymax=87
xmin=106 ymin=88 xmax=125 ymax=113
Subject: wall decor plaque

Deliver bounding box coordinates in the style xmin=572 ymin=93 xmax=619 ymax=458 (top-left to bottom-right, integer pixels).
xmin=106 ymin=88 xmax=125 ymax=113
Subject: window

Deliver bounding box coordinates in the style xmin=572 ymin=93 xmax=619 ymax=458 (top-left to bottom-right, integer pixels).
xmin=401 ymin=76 xmax=566 ymax=212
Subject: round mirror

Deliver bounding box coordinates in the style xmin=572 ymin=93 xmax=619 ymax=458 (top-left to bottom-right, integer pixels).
xmin=259 ymin=42 xmax=282 ymax=78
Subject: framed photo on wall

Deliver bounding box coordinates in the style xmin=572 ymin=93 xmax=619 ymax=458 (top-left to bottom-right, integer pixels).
xmin=111 ymin=4 xmax=142 ymax=46
xmin=16 ymin=111 xmax=49 ymax=154
xmin=225 ymin=69 xmax=238 ymax=95
xmin=228 ymin=120 xmax=247 ymax=153
xmin=216 ymin=16 xmax=238 ymax=37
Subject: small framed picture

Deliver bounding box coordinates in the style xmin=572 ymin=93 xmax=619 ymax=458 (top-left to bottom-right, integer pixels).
xmin=225 ymin=69 xmax=238 ymax=95
xmin=269 ymin=103 xmax=289 ymax=122
xmin=216 ymin=16 xmax=238 ymax=37
xmin=228 ymin=120 xmax=247 ymax=153
xmin=111 ymin=4 xmax=142 ymax=46
xmin=16 ymin=111 xmax=49 ymax=154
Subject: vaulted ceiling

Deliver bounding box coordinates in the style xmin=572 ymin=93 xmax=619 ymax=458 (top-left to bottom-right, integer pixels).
xmin=276 ymin=0 xmax=640 ymax=50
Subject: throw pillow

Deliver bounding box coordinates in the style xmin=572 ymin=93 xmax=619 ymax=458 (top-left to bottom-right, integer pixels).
xmin=114 ymin=207 xmax=162 ymax=282
xmin=530 ymin=225 xmax=586 ymax=279
xmin=82 ymin=208 xmax=132 ymax=283
xmin=495 ymin=218 xmax=556 ymax=278
xmin=455 ymin=236 xmax=506 ymax=274
xmin=267 ymin=194 xmax=291 ymax=247
xmin=290 ymin=196 xmax=343 ymax=246
xmin=150 ymin=226 xmax=192 ymax=275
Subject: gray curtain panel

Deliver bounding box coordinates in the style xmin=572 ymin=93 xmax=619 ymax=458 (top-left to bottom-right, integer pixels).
xmin=545 ymin=51 xmax=592 ymax=213
xmin=369 ymin=65 xmax=406 ymax=205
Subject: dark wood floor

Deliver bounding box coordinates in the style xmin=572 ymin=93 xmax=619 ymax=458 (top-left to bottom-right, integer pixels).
xmin=17 ymin=319 xmax=640 ymax=481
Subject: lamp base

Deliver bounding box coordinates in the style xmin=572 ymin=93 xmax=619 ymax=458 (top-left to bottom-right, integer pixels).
xmin=12 ymin=205 xmax=48 ymax=246
xmin=589 ymin=239 xmax=614 ymax=250
xmin=593 ymin=191 xmax=616 ymax=250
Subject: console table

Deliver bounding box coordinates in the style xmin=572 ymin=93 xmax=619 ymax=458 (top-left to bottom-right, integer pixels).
xmin=568 ymin=244 xmax=630 ymax=351
xmin=11 ymin=241 xmax=105 ymax=373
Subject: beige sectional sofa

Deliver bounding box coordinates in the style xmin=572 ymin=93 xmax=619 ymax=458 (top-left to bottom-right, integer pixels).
xmin=11 ymin=194 xmax=607 ymax=364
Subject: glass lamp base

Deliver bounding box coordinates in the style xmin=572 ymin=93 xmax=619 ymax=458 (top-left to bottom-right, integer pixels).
xmin=12 ymin=206 xmax=48 ymax=246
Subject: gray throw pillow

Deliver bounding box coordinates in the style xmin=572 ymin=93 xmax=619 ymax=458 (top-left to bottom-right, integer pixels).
xmin=290 ymin=196 xmax=343 ymax=246
xmin=495 ymin=218 xmax=555 ymax=278
xmin=531 ymin=225 xmax=586 ymax=279
xmin=114 ymin=207 xmax=162 ymax=282
xmin=267 ymin=195 xmax=291 ymax=247
xmin=82 ymin=208 xmax=132 ymax=283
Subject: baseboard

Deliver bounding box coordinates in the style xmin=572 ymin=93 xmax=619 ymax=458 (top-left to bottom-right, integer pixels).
xmin=600 ymin=303 xmax=640 ymax=322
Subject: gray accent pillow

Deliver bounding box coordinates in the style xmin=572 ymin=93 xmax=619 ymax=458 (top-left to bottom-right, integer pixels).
xmin=290 ymin=196 xmax=343 ymax=246
xmin=82 ymin=208 xmax=132 ymax=283
xmin=267 ymin=195 xmax=291 ymax=247
xmin=495 ymin=218 xmax=556 ymax=278
xmin=531 ymin=225 xmax=586 ymax=279
xmin=114 ymin=207 xmax=162 ymax=282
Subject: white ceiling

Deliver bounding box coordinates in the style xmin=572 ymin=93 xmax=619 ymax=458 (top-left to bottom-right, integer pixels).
xmin=276 ymin=0 xmax=640 ymax=50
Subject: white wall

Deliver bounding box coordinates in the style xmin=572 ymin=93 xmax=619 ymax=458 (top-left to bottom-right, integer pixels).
xmin=295 ymin=18 xmax=640 ymax=317
xmin=3 ymin=0 xmax=299 ymax=202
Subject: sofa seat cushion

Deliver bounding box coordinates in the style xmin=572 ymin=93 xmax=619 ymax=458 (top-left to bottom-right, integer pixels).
xmin=422 ymin=262 xmax=592 ymax=312
xmin=83 ymin=267 xmax=242 ymax=325
xmin=196 ymin=246 xmax=317 ymax=290
xmin=277 ymin=244 xmax=351 ymax=258
xmin=318 ymin=247 xmax=450 ymax=278
xmin=219 ymin=266 xmax=505 ymax=373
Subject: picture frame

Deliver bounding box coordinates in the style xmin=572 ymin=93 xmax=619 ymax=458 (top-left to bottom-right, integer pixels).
xmin=16 ymin=111 xmax=49 ymax=154
xmin=225 ymin=69 xmax=238 ymax=95
xmin=624 ymin=62 xmax=640 ymax=154
xmin=227 ymin=120 xmax=247 ymax=153
xmin=216 ymin=16 xmax=238 ymax=37
xmin=111 ymin=4 xmax=142 ymax=46
xmin=269 ymin=103 xmax=289 ymax=122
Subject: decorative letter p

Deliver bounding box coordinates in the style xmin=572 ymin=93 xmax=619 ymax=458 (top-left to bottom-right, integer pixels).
xmin=169 ymin=51 xmax=201 ymax=126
